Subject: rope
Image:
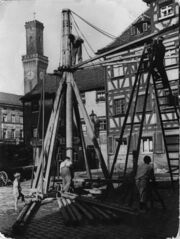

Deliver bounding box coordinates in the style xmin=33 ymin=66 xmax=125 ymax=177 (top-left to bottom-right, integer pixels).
xmin=71 ymin=13 xmax=98 ymax=69
xmin=71 ymin=10 xmax=117 ymax=40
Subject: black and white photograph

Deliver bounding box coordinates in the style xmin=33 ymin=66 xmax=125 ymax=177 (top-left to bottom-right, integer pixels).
xmin=0 ymin=0 xmax=179 ymax=238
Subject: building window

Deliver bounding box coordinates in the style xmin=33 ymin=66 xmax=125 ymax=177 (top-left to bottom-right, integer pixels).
xmin=33 ymin=128 xmax=38 ymax=138
xmin=11 ymin=129 xmax=15 ymax=139
xmin=11 ymin=114 xmax=15 ymax=123
xmin=166 ymin=135 xmax=179 ymax=153
xmin=109 ymin=137 xmax=113 ymax=154
xmin=115 ymin=138 xmax=127 ymax=155
xmin=20 ymin=116 xmax=23 ymax=124
xmin=136 ymin=27 xmax=141 ymax=35
xmin=136 ymin=94 xmax=151 ymax=113
xmin=2 ymin=129 xmax=7 ymax=139
xmin=20 ymin=129 xmax=23 ymax=139
xmin=141 ymin=136 xmax=153 ymax=153
xmin=130 ymin=26 xmax=136 ymax=35
xmin=99 ymin=119 xmax=106 ymax=131
xmin=154 ymin=132 xmax=163 ymax=153
xmin=165 ymin=48 xmax=177 ymax=66
xmin=143 ymin=22 xmax=148 ymax=31
xmin=31 ymin=100 xmax=39 ymax=112
xmin=159 ymin=4 xmax=174 ymax=20
xmin=96 ymin=90 xmax=105 ymax=102
xmin=81 ymin=122 xmax=87 ymax=132
xmin=2 ymin=114 xmax=7 ymax=123
xmin=114 ymin=98 xmax=126 ymax=116
xmin=113 ymin=66 xmax=124 ymax=77
xmin=81 ymin=93 xmax=86 ymax=104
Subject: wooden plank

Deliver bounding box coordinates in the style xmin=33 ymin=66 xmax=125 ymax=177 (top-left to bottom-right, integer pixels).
xmin=66 ymin=198 xmax=83 ymax=222
xmin=103 ymin=208 xmax=119 ymax=220
xmin=75 ymin=201 xmax=94 ymax=221
xmin=57 ymin=198 xmax=71 ymax=225
xmin=61 ymin=197 xmax=78 ymax=224
xmin=79 ymin=201 xmax=103 ymax=221
xmin=77 ymin=197 xmax=137 ymax=216
xmin=91 ymin=205 xmax=111 ymax=220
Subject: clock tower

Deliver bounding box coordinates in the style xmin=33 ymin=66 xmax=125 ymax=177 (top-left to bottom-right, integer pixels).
xmin=22 ymin=20 xmax=48 ymax=94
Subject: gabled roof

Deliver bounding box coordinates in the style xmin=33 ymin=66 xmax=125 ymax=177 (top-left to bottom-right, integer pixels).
xmin=97 ymin=8 xmax=151 ymax=54
xmin=21 ymin=66 xmax=105 ymax=101
xmin=0 ymin=92 xmax=22 ymax=107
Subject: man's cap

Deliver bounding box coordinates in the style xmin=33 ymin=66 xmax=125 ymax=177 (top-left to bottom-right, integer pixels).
xmin=14 ymin=172 xmax=21 ymax=178
xmin=65 ymin=156 xmax=71 ymax=160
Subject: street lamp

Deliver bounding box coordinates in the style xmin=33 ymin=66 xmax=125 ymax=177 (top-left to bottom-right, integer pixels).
xmin=89 ymin=110 xmax=100 ymax=138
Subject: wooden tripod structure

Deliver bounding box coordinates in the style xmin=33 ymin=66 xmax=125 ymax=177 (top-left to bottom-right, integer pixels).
xmin=12 ymin=9 xmax=179 ymax=233
xmin=32 ymin=9 xmax=110 ymax=195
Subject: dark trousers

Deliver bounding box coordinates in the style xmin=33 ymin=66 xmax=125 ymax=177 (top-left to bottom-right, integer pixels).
xmin=154 ymin=61 xmax=170 ymax=89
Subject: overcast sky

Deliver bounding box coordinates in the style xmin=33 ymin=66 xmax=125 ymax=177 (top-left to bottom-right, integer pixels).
xmin=0 ymin=0 xmax=147 ymax=95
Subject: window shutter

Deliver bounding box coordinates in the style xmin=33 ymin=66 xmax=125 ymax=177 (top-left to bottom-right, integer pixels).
xmin=108 ymin=136 xmax=113 ymax=154
xmin=154 ymin=132 xmax=164 ymax=153
xmin=129 ymin=133 xmax=137 ymax=152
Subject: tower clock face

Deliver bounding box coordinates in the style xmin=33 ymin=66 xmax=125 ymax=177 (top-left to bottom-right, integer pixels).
xmin=39 ymin=71 xmax=45 ymax=80
xmin=26 ymin=70 xmax=34 ymax=80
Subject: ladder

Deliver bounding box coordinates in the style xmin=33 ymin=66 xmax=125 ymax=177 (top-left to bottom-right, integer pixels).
xmin=110 ymin=43 xmax=179 ymax=187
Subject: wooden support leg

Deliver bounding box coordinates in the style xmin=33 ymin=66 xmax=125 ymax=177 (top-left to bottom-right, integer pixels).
xmin=43 ymin=88 xmax=66 ymax=193
xmin=66 ymin=72 xmax=73 ymax=162
xmin=73 ymin=96 xmax=92 ymax=179
xmin=70 ymin=74 xmax=110 ymax=180
xmin=32 ymin=76 xmax=65 ymax=190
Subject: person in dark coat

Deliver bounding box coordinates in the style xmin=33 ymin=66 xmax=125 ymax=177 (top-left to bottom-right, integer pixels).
xmin=152 ymin=36 xmax=178 ymax=105
xmin=135 ymin=155 xmax=155 ymax=211
xmin=69 ymin=34 xmax=84 ymax=65
xmin=152 ymin=36 xmax=170 ymax=89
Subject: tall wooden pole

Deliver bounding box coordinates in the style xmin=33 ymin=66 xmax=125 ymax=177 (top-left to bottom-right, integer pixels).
xmin=41 ymin=72 xmax=45 ymax=194
xmin=62 ymin=9 xmax=73 ymax=162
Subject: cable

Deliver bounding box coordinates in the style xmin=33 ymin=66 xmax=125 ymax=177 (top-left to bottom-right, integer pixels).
xmin=71 ymin=11 xmax=118 ymax=72
xmin=71 ymin=10 xmax=117 ymax=40
xmin=71 ymin=13 xmax=97 ymax=69
xmin=71 ymin=13 xmax=95 ymax=55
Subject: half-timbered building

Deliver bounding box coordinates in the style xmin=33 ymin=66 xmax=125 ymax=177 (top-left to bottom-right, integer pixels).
xmin=97 ymin=0 xmax=179 ymax=172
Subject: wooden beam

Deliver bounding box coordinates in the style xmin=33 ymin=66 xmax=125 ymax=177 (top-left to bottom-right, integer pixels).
xmin=73 ymin=96 xmax=92 ymax=179
xmin=71 ymin=24 xmax=178 ymax=69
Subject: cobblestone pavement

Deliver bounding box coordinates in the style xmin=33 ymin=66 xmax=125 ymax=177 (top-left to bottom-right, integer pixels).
xmin=0 ymin=181 xmax=179 ymax=239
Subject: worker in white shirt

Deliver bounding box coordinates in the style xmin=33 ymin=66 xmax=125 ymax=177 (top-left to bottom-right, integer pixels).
xmin=60 ymin=156 xmax=73 ymax=192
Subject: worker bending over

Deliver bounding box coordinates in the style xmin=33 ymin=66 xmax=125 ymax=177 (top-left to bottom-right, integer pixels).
xmin=60 ymin=156 xmax=73 ymax=192
xmin=69 ymin=34 xmax=84 ymax=65
xmin=135 ymin=155 xmax=155 ymax=211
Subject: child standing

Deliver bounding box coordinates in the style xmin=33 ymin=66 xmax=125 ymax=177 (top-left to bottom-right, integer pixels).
xmin=13 ymin=172 xmax=25 ymax=211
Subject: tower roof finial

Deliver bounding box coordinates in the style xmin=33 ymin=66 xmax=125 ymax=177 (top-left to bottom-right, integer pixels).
xmin=33 ymin=12 xmax=36 ymax=20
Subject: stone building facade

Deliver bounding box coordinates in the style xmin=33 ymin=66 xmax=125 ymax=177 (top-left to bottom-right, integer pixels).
xmin=0 ymin=92 xmax=23 ymax=144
